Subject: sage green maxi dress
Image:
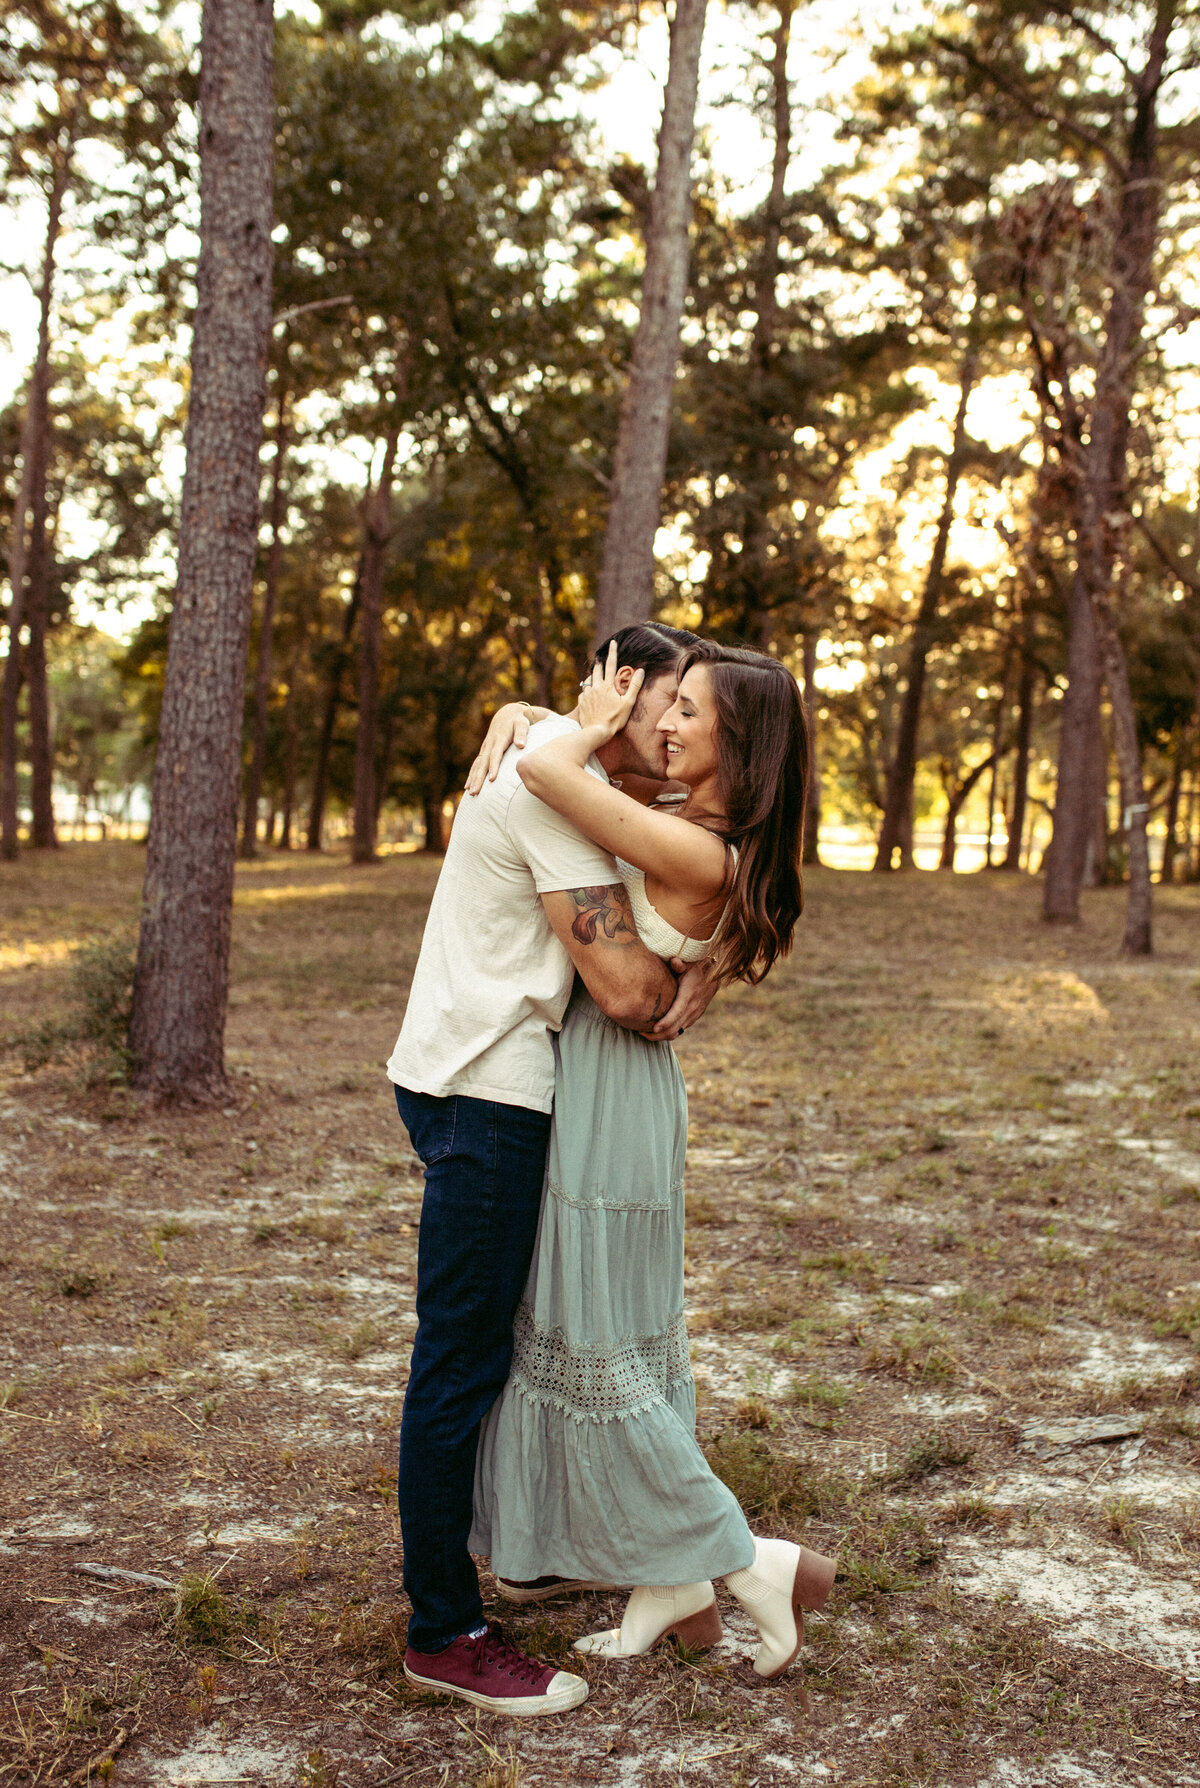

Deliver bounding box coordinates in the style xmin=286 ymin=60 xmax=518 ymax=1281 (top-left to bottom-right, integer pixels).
xmin=471 ymin=860 xmax=755 ymax=1586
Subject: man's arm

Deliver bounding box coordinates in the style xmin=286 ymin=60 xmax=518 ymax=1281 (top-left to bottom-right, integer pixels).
xmin=542 ymin=884 xmax=676 ymax=1032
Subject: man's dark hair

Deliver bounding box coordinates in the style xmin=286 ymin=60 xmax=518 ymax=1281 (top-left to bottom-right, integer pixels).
xmin=592 ymin=622 xmax=701 ymax=682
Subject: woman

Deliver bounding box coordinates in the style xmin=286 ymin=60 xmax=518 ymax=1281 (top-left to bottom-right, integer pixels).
xmin=467 ymin=638 xmax=835 ymax=1677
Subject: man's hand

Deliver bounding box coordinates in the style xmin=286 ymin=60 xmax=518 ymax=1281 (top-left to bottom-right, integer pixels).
xmin=646 ymin=957 xmax=719 ymax=1040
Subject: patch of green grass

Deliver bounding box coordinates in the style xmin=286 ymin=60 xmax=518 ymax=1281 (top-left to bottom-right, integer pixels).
xmin=799 ymin=1248 xmax=888 ymax=1286
xmin=294 ymin=1212 xmax=350 ymax=1246
xmin=1104 ymin=1495 xmax=1146 ymax=1555
xmin=60 ymin=1267 xmax=103 ymax=1298
xmin=865 ymin=1323 xmax=958 ymax=1384
xmin=704 ymin=1429 xmax=849 ymax=1525
xmin=331 ymin=1318 xmax=386 ymax=1362
xmin=1154 ymin=1297 xmax=1200 ymax=1342
xmin=838 ymin=1505 xmax=939 ymax=1600
xmin=938 ymin=1494 xmax=1008 ymax=1529
xmin=885 ymin=1429 xmax=974 ymax=1486
xmin=166 ymin=1574 xmax=234 ymax=1647
xmin=787 ymin=1373 xmax=851 ymax=1428
xmin=151 ymin=1218 xmax=193 ymax=1242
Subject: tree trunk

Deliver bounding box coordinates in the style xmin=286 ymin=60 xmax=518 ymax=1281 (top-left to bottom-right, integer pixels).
xmin=735 ymin=0 xmax=793 ymax=641
xmin=939 ymin=754 xmax=994 ymax=871
xmin=1004 ymin=618 xmax=1036 ymax=871
xmin=1090 ymin=591 xmax=1153 ymax=952
xmin=874 ymin=332 xmax=978 ymax=871
xmin=592 ymin=0 xmax=708 ymax=640
xmin=1043 ymin=570 xmax=1104 ymax=912
xmin=983 ymin=645 xmax=1011 ymax=868
xmin=422 ymin=792 xmax=445 ymax=855
xmin=801 ymin=628 xmax=821 ymax=866
xmin=306 ymin=568 xmax=361 ymax=851
xmin=1041 ymin=2 xmax=1172 ymax=939
xmin=1 ymin=144 xmax=70 ymax=861
xmin=129 ymin=0 xmax=274 ymax=1101
xmin=25 ymin=451 xmax=57 ymax=849
xmin=278 ymin=643 xmax=301 ymax=849
xmin=352 ymin=426 xmax=400 ymax=865
xmin=1159 ymin=743 xmax=1182 ymax=884
xmin=240 ymin=382 xmax=289 ymax=858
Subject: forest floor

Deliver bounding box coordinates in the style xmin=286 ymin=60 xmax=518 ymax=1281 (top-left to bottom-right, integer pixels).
xmin=1 ymin=843 xmax=1198 ymax=1788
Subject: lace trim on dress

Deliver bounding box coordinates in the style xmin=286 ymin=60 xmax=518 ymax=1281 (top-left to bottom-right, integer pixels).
xmin=546 ymin=1175 xmax=682 ymax=1213
xmin=507 ymin=1302 xmax=694 ymax=1424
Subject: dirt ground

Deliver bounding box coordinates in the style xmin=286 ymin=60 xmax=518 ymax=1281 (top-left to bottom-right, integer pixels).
xmin=1 ymin=843 xmax=1198 ymax=1788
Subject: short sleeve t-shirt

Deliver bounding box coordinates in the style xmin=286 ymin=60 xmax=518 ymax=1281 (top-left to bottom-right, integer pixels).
xmin=385 ymin=717 xmax=618 ymax=1113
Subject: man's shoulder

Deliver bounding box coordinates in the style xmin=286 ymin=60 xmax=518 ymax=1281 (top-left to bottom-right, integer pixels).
xmin=473 ymin=715 xmax=578 ymax=802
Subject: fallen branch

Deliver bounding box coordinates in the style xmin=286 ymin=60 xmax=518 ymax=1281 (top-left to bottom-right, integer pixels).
xmin=72 ymin=1563 xmax=176 ymax=1590
xmin=67 ymin=1725 xmax=130 ymax=1786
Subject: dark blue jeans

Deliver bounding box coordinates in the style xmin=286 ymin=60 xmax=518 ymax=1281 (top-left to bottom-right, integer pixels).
xmin=393 ymin=1085 xmax=551 ymax=1653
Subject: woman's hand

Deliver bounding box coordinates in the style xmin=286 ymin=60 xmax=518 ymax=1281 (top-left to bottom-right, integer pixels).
xmin=576 ymin=641 xmax=644 ymax=743
xmin=465 ymin=702 xmax=543 ymax=795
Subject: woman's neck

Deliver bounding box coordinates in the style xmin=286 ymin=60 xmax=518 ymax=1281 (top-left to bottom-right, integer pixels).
xmin=679 ymin=775 xmax=725 ymax=832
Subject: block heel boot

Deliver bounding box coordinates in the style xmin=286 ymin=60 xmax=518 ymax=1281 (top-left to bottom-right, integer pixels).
xmin=572 ymin=1582 xmax=723 ymax=1659
xmin=725 ymin=1539 xmax=837 ymax=1679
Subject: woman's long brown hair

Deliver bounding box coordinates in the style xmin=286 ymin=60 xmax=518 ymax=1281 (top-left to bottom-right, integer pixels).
xmin=678 ymin=642 xmax=810 ymax=986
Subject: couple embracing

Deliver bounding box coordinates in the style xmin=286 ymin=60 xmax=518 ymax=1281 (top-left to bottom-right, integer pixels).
xmin=384 ymin=624 xmax=835 ymax=1716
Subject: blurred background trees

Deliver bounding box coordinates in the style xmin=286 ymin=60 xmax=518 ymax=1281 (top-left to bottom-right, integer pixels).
xmin=1 ymin=0 xmax=1197 ymax=914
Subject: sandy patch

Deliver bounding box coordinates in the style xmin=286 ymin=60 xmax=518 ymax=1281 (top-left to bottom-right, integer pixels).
xmin=948 ymin=1536 xmax=1200 ymax=1680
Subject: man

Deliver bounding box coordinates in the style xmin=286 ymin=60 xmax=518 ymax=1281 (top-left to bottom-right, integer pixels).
xmin=385 ymin=622 xmax=716 ymax=1716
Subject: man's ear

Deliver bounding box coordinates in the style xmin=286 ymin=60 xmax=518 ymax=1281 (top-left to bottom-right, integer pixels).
xmin=614 ymin=665 xmax=636 ymax=694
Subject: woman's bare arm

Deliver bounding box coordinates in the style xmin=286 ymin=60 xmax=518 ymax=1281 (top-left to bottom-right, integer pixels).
xmin=464 ymin=701 xmax=554 ymax=794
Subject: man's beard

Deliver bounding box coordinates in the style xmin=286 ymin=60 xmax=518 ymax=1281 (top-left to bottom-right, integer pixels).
xmin=622 ymin=713 xmax=671 ymax=780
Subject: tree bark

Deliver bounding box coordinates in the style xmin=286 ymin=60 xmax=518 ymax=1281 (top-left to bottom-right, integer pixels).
xmin=1 ymin=144 xmax=70 ymax=860
xmin=874 ymin=332 xmax=978 ymax=871
xmin=801 ymin=628 xmax=821 ymax=866
xmin=25 ymin=427 xmax=57 ymax=849
xmin=306 ymin=569 xmax=361 ymax=852
xmin=1083 ymin=705 xmax=1109 ymax=884
xmin=278 ymin=640 xmax=302 ymax=850
xmin=1004 ymin=611 xmax=1036 ymax=871
xmin=422 ymin=793 xmax=445 ymax=856
xmin=1042 ymin=569 xmax=1104 ymax=912
xmin=351 ymin=426 xmax=400 ymax=865
xmin=734 ymin=0 xmax=793 ymax=641
xmin=592 ymin=0 xmax=708 ymax=640
xmin=1090 ymin=590 xmax=1152 ymax=952
xmin=1159 ymin=743 xmax=1182 ymax=884
xmin=240 ymin=382 xmax=289 ymax=858
xmin=1040 ymin=1 xmax=1173 ymax=942
xmin=983 ymin=645 xmax=1011 ymax=868
xmin=939 ymin=754 xmax=995 ymax=871
xmin=129 ymin=0 xmax=274 ymax=1101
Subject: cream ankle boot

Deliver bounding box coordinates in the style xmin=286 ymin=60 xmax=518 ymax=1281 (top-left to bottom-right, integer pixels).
xmin=572 ymin=1582 xmax=722 ymax=1658
xmin=724 ymin=1539 xmax=836 ymax=1679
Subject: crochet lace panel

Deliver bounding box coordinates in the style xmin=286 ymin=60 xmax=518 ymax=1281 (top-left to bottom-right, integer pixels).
xmin=507 ymin=1302 xmax=694 ymax=1424
xmin=546 ymin=1175 xmax=682 ymax=1213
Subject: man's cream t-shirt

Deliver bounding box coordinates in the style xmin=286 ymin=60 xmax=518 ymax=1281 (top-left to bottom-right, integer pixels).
xmin=385 ymin=717 xmax=618 ymax=1114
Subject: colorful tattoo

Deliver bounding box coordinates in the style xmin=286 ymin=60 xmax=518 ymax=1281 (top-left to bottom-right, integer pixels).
xmin=568 ymin=884 xmax=637 ymax=946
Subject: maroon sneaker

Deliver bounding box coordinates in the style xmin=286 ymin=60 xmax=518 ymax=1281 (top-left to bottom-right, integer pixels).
xmin=404 ymin=1622 xmax=588 ymax=1716
xmin=496 ymin=1574 xmax=618 ymax=1606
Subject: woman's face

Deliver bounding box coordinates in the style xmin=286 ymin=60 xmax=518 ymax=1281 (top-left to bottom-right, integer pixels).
xmin=657 ymin=665 xmax=719 ymax=787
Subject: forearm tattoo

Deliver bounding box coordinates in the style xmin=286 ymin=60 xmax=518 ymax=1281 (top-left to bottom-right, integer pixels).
xmin=568 ymin=884 xmax=638 ymax=946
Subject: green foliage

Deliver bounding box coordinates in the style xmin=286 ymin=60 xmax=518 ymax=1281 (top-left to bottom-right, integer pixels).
xmin=885 ymin=1429 xmax=974 ymax=1485
xmin=166 ymin=1575 xmax=233 ymax=1648
xmin=17 ymin=932 xmax=135 ymax=1083
xmin=704 ymin=1428 xmax=846 ymax=1524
